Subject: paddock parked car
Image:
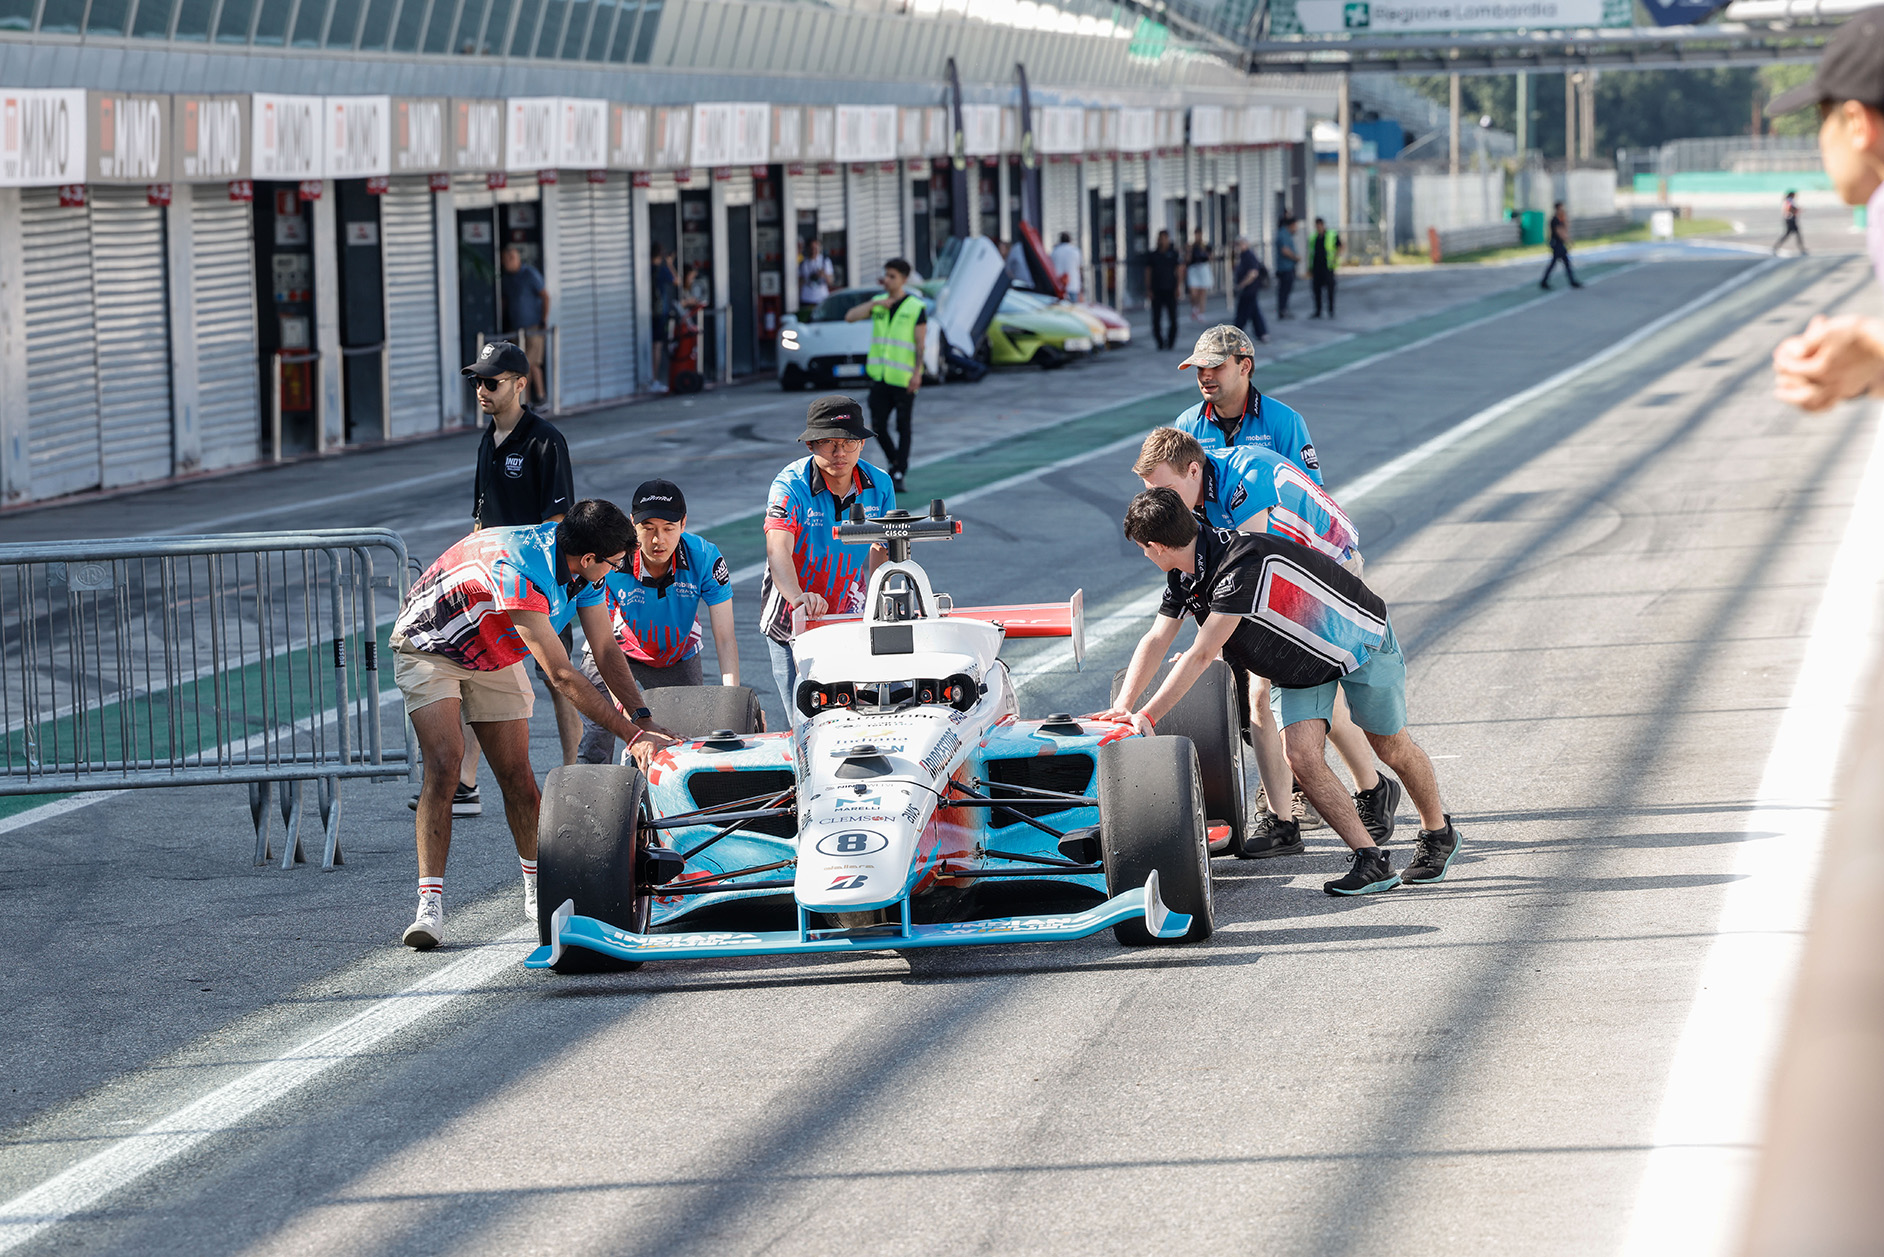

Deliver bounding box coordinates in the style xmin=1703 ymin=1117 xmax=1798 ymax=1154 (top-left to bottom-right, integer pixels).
xmin=986 ymin=290 xmax=1095 ymax=368
xmin=529 ymin=505 xmax=1249 ymax=975
xmin=777 ymin=288 xmax=941 ymax=391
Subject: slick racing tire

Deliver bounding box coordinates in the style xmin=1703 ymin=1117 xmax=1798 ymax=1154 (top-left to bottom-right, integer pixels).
xmin=1111 ymin=660 xmax=1247 ymax=856
xmin=643 ymin=685 xmax=764 ymax=739
xmin=537 ymin=764 xmax=651 ymax=973
xmin=1098 ymin=736 xmax=1214 ymax=946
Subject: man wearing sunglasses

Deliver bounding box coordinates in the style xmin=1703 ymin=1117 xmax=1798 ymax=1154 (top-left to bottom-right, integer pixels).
xmin=759 ymin=397 xmax=895 ymax=718
xmin=422 ymin=342 xmax=582 ymax=822
xmin=391 ymin=499 xmax=676 ymax=951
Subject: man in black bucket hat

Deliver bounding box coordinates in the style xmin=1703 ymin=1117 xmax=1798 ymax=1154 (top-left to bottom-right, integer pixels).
xmin=757 ymin=396 xmax=897 ymax=719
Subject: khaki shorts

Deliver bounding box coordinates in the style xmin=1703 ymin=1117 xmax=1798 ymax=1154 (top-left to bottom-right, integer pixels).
xmin=392 ymin=641 xmax=535 ymax=724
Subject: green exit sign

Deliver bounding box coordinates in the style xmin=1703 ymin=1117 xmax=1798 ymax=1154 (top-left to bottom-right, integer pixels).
xmin=1343 ymin=2 xmax=1372 ymax=26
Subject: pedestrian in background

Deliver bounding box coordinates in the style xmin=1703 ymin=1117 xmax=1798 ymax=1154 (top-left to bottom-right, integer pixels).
xmin=1186 ymin=229 xmax=1213 ymax=321
xmin=1145 ymin=229 xmax=1182 ymax=350
xmin=1540 ymin=202 xmax=1581 ymax=291
xmin=1775 ymin=189 xmax=1808 ymax=256
xmin=845 ymin=257 xmax=926 ymax=492
xmin=499 ymin=245 xmax=550 ymax=404
xmin=1309 ymin=217 xmax=1340 ymax=318
xmin=1273 ymin=215 xmax=1299 ymax=321
xmin=577 ymin=479 xmax=741 ymax=765
xmin=798 ymin=238 xmax=834 ymax=308
xmin=1771 ymin=8 xmax=1884 ymax=409
xmin=1051 ymin=231 xmax=1084 ymax=299
xmin=1231 ymin=236 xmax=1270 ymax=345
xmin=649 ymin=244 xmax=676 ymax=395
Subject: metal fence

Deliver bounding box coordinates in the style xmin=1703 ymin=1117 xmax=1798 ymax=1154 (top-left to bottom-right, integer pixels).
xmin=0 ymin=530 xmax=412 ymax=870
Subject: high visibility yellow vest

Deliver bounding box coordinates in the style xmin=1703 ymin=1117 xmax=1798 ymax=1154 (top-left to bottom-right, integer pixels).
xmin=1316 ymin=229 xmax=1339 ymax=270
xmin=866 ymin=294 xmax=922 ymax=388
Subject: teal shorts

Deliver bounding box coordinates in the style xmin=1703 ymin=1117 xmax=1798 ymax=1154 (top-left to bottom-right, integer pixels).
xmin=1272 ymin=618 xmax=1408 ymax=736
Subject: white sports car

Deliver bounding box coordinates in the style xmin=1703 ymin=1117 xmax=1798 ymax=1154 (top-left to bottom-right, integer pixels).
xmin=777 ymin=288 xmax=943 ymax=391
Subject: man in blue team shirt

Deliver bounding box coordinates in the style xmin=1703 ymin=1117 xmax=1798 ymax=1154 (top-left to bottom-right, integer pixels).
xmin=1172 ymin=326 xmax=1319 ymax=477
xmin=760 ymin=397 xmax=896 ymax=718
xmin=576 ymin=479 xmax=743 ymax=764
xmin=1133 ymin=426 xmax=1397 ymax=861
xmin=1100 ymin=489 xmax=1459 ymax=896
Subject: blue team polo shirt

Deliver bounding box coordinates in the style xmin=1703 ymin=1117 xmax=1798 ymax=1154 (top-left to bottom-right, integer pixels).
xmin=1174 ymin=389 xmax=1322 ymax=484
xmin=1196 ymin=446 xmax=1360 ymax=564
xmin=759 ymin=456 xmax=898 ymax=641
xmin=601 ymin=533 xmax=733 ymax=668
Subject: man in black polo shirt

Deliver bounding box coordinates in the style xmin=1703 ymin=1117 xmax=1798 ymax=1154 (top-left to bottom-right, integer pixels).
xmin=1099 ymin=488 xmax=1460 ymax=895
xmin=414 ymin=342 xmax=581 ymax=817
xmin=1144 ymin=229 xmax=1183 ymax=352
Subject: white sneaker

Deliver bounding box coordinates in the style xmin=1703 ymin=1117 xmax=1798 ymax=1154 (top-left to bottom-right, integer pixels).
xmin=403 ymin=896 xmax=445 ymax=950
xmin=523 ymin=873 xmax=538 ymax=925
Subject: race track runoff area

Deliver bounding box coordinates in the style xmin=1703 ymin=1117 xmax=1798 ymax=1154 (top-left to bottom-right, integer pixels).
xmin=3 ymin=240 xmax=1880 ymax=1256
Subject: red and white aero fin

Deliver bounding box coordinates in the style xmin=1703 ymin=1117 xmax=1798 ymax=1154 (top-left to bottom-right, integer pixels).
xmin=945 ymin=589 xmax=1085 ymax=664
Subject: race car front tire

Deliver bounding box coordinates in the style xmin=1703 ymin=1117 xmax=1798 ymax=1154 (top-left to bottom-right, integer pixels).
xmin=537 ymin=763 xmax=651 ymax=973
xmin=1111 ymin=660 xmax=1247 ymax=856
xmin=643 ymin=684 xmax=764 ymax=739
xmin=1098 ymin=736 xmax=1214 ymax=946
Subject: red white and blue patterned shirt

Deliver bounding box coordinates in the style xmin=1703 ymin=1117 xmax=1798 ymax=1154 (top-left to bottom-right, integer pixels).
xmin=392 ymin=523 xmax=605 ymax=671
xmin=759 ymin=456 xmax=896 ymax=642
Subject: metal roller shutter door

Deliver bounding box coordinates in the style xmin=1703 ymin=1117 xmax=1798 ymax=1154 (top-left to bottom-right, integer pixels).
xmin=191 ymin=192 xmax=261 ymax=472
xmin=846 ymin=168 xmax=892 ymax=282
xmin=1120 ymin=156 xmax=1147 ymax=193
xmin=90 ymin=187 xmax=173 ymax=489
xmin=23 ymin=188 xmax=100 ymax=500
xmin=591 ymin=177 xmax=637 ymax=400
xmin=1042 ymin=163 xmax=1079 ymax=249
xmin=555 ymin=181 xmax=603 ymax=407
xmin=381 ymin=178 xmax=441 ymax=438
xmin=817 ymin=173 xmax=845 ymax=229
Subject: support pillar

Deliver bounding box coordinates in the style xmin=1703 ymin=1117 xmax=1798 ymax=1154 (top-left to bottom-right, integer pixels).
xmin=1516 ymin=70 xmax=1529 ymax=154
xmin=1565 ymin=73 xmax=1578 ymax=167
xmin=1337 ymin=73 xmax=1351 ymax=237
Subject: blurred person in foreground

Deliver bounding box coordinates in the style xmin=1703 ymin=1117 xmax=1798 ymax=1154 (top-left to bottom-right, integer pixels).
xmin=1770 ymin=8 xmax=1884 ymax=410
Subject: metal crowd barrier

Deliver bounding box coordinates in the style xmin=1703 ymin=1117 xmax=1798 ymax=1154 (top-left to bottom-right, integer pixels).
xmin=0 ymin=530 xmax=412 ymax=870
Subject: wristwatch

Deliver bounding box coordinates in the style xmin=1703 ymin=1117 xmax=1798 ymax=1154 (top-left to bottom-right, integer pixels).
xmin=631 ymin=707 xmax=652 ymax=720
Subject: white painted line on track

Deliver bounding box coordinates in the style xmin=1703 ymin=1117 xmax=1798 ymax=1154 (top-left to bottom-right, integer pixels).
xmin=0 ymin=927 xmax=534 ymax=1255
xmin=1617 ymin=402 xmax=1884 ymax=1257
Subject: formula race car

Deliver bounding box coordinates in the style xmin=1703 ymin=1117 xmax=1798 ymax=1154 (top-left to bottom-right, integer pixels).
xmin=528 ymin=504 xmax=1251 ymax=975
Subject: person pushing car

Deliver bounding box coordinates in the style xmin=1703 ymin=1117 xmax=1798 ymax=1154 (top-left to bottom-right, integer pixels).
xmin=1100 ymin=488 xmax=1460 ymax=895
xmin=390 ymin=500 xmax=675 ymax=950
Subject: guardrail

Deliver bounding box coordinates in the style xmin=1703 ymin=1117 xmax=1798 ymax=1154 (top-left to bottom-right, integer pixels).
xmin=0 ymin=530 xmax=412 ymax=870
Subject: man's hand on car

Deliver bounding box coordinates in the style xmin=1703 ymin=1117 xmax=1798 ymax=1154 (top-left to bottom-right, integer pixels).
xmin=796 ymin=591 xmax=830 ymax=618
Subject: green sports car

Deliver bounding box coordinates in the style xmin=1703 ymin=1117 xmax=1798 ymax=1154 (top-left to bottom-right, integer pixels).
xmin=985 ymin=289 xmax=1095 ymax=368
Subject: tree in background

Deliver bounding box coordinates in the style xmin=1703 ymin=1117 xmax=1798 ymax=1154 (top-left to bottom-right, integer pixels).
xmin=1759 ymin=65 xmax=1818 ymax=137
xmin=1409 ymin=69 xmax=1761 ymax=155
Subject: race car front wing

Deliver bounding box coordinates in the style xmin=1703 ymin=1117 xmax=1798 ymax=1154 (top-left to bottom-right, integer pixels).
xmin=525 ymin=872 xmax=1187 ymax=967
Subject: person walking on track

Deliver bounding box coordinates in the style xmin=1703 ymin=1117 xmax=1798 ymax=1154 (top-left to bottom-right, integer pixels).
xmin=1775 ymin=189 xmax=1808 ymax=256
xmin=845 ymin=257 xmax=926 ymax=493
xmin=1540 ymin=202 xmax=1582 ymax=290
xmin=1274 ymin=215 xmax=1300 ymax=320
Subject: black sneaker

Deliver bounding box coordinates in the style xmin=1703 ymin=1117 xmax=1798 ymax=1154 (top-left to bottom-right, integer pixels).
xmin=407 ymin=784 xmax=482 ymax=817
xmin=1352 ymin=776 xmax=1402 ymax=845
xmin=1238 ymin=812 xmax=1303 ymax=859
xmin=892 ymin=472 xmax=907 ymax=492
xmin=1401 ymin=815 xmax=1462 ymax=885
xmin=1323 ymin=846 xmax=1399 ymax=896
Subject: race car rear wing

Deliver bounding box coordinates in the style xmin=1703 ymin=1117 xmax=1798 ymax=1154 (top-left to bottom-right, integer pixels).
xmin=798 ymin=588 xmax=1085 ymax=667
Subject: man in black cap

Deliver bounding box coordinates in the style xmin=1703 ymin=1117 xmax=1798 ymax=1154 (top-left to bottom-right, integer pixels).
xmin=414 ymin=342 xmax=580 ymax=821
xmin=1771 ymin=6 xmax=1884 ymax=409
xmin=759 ymin=397 xmax=896 ymax=717
xmin=574 ymin=479 xmax=744 ymax=764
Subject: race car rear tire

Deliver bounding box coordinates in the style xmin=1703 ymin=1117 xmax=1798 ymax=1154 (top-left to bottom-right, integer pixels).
xmin=537 ymin=764 xmax=651 ymax=973
xmin=1098 ymin=736 xmax=1214 ymax=946
xmin=1111 ymin=660 xmax=1247 ymax=856
xmin=643 ymin=685 xmax=763 ymax=739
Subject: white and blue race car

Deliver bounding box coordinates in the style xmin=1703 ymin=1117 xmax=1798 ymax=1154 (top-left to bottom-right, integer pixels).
xmin=529 ymin=505 xmax=1250 ymax=974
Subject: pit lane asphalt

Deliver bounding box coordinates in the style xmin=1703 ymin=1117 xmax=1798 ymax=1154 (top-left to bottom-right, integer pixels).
xmin=2 ymin=241 xmax=1875 ymax=1256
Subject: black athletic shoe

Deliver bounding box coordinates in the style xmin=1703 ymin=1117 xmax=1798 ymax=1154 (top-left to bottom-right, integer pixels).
xmin=892 ymin=472 xmax=907 ymax=492
xmin=407 ymin=784 xmax=481 ymax=817
xmin=1539 ymin=280 xmax=1551 ymax=290
xmin=1238 ymin=812 xmax=1304 ymax=859
xmin=1401 ymin=815 xmax=1462 ymax=885
xmin=1352 ymin=776 xmax=1402 ymax=845
xmin=1323 ymin=846 xmax=1399 ymax=896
